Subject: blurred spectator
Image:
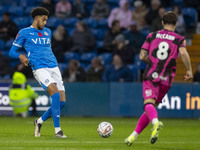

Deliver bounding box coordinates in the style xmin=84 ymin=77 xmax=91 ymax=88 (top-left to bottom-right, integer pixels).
xmin=51 ymin=25 xmax=68 ymax=62
xmin=0 ymin=52 xmax=13 ymax=78
xmin=86 ymin=57 xmax=105 ymax=82
xmin=62 ymin=59 xmax=86 ymax=82
xmin=145 ymin=0 xmax=161 ymax=25
xmin=108 ymin=0 xmax=132 ymax=29
xmin=69 ymin=21 xmax=96 ymax=53
xmin=55 ymin=0 xmax=71 ymax=19
xmin=113 ymin=34 xmax=134 ymax=64
xmin=132 ymin=0 xmax=148 ymax=30
xmin=124 ymin=21 xmax=146 ymax=54
xmin=193 ymin=63 xmax=200 ymax=82
xmin=100 ymin=20 xmax=121 ymax=53
xmin=0 ymin=12 xmax=18 ymax=41
xmin=41 ymin=0 xmax=55 ymax=16
xmin=14 ymin=63 xmax=34 ymax=79
xmin=172 ymin=6 xmax=185 ymax=35
xmin=71 ymin=0 xmax=88 ymax=19
xmin=102 ymin=55 xmax=133 ymax=82
xmin=151 ymin=7 xmax=166 ymax=32
xmin=91 ymin=0 xmax=110 ymax=20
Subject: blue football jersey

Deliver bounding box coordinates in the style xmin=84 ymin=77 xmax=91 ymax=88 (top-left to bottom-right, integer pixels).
xmin=13 ymin=26 xmax=58 ymax=70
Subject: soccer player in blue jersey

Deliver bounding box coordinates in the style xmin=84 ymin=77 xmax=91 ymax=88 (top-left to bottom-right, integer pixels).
xmin=9 ymin=7 xmax=66 ymax=138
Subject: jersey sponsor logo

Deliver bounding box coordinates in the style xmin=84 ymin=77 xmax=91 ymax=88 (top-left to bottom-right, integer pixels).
xmin=156 ymin=33 xmax=175 ymax=40
xmin=152 ymin=72 xmax=158 ymax=79
xmin=44 ymin=32 xmax=49 ymax=36
xmin=45 ymin=79 xmax=49 ymax=83
xmin=38 ymin=32 xmax=43 ymax=37
xmin=31 ymin=38 xmax=51 ymax=44
xmin=145 ymin=89 xmax=152 ymax=97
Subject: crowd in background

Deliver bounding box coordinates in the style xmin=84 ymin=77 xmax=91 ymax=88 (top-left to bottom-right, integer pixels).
xmin=0 ymin=0 xmax=200 ymax=82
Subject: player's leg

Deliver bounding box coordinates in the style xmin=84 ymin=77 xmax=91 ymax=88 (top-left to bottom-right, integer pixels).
xmin=150 ymin=84 xmax=170 ymax=144
xmin=125 ymin=81 xmax=158 ymax=146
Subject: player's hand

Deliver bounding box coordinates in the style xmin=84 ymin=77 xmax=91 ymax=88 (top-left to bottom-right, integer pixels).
xmin=184 ymin=70 xmax=193 ymax=81
xmin=19 ymin=54 xmax=29 ymax=66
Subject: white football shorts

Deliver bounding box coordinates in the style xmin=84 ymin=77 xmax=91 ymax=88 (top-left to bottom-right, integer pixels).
xmin=33 ymin=67 xmax=65 ymax=91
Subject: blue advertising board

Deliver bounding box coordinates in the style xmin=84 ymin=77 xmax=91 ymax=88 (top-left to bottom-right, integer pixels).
xmin=0 ymin=82 xmax=199 ymax=118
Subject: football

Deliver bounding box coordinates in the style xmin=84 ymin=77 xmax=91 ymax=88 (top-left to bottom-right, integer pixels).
xmin=97 ymin=122 xmax=113 ymax=138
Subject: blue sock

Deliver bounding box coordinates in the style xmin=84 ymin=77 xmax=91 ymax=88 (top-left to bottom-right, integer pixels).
xmin=51 ymin=92 xmax=60 ymax=128
xmin=41 ymin=101 xmax=66 ymax=122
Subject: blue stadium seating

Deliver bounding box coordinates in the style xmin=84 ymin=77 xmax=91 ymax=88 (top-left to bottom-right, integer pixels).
xmin=14 ymin=17 xmax=30 ymax=29
xmin=172 ymin=0 xmax=183 ymax=7
xmin=0 ymin=40 xmax=5 ymax=50
xmin=19 ymin=0 xmax=36 ymax=7
xmin=128 ymin=64 xmax=139 ymax=81
xmin=46 ymin=17 xmax=63 ymax=29
xmin=82 ymin=18 xmax=98 ymax=28
xmin=182 ymin=7 xmax=197 ymax=28
xmin=64 ymin=52 xmax=80 ymax=62
xmin=80 ymin=52 xmax=96 ymax=63
xmin=96 ymin=41 xmax=104 ymax=49
xmin=8 ymin=6 xmax=24 ymax=17
xmin=0 ymin=5 xmax=9 ymax=16
xmin=58 ymin=63 xmax=68 ymax=73
xmin=98 ymin=18 xmax=108 ymax=28
xmin=0 ymin=0 xmax=18 ymax=6
xmin=24 ymin=7 xmax=36 ymax=16
xmin=66 ymin=28 xmax=75 ymax=36
xmin=134 ymin=54 xmax=146 ymax=70
xmin=64 ymin=17 xmax=79 ymax=27
xmin=99 ymin=53 xmax=112 ymax=65
xmin=10 ymin=59 xmax=20 ymax=68
xmin=5 ymin=39 xmax=14 ymax=49
xmin=91 ymin=29 xmax=104 ymax=40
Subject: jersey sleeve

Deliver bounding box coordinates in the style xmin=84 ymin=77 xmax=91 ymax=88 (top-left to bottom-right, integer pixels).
xmin=141 ymin=33 xmax=153 ymax=51
xmin=178 ymin=36 xmax=186 ymax=48
xmin=13 ymin=30 xmax=26 ymax=48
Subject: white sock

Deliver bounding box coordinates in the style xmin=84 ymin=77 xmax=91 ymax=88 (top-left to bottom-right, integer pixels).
xmin=152 ymin=118 xmax=158 ymax=125
xmin=55 ymin=127 xmax=61 ymax=134
xmin=130 ymin=131 xmax=139 ymax=139
xmin=37 ymin=117 xmax=43 ymax=124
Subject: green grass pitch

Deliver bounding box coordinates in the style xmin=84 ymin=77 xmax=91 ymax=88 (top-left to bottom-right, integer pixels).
xmin=0 ymin=117 xmax=199 ymax=150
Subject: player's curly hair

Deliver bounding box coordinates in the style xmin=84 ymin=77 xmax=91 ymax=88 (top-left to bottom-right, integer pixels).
xmin=30 ymin=7 xmax=49 ymax=19
xmin=162 ymin=11 xmax=178 ymax=26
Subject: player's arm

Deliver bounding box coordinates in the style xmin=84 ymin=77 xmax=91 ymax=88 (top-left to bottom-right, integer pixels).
xmin=9 ymin=31 xmax=29 ymax=66
xmin=179 ymin=47 xmax=193 ymax=81
xmin=139 ymin=49 xmax=150 ymax=64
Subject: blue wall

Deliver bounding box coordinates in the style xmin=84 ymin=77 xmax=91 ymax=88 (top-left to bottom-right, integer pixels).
xmin=0 ymin=82 xmax=200 ymax=118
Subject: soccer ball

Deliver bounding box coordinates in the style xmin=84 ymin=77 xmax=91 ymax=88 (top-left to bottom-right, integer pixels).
xmin=97 ymin=122 xmax=113 ymax=138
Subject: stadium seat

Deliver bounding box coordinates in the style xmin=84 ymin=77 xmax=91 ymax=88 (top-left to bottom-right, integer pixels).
xmin=99 ymin=53 xmax=112 ymax=65
xmin=5 ymin=39 xmax=14 ymax=49
xmin=0 ymin=0 xmax=18 ymax=6
xmin=58 ymin=63 xmax=68 ymax=73
xmin=66 ymin=28 xmax=75 ymax=36
xmin=64 ymin=52 xmax=80 ymax=62
xmin=96 ymin=41 xmax=104 ymax=49
xmin=82 ymin=18 xmax=98 ymax=28
xmin=24 ymin=7 xmax=35 ymax=16
xmin=14 ymin=17 xmax=30 ymax=29
xmin=80 ymin=52 xmax=96 ymax=63
xmin=19 ymin=0 xmax=36 ymax=7
xmin=8 ymin=6 xmax=24 ymax=17
xmin=182 ymin=7 xmax=197 ymax=28
xmin=172 ymin=0 xmax=183 ymax=7
xmin=128 ymin=64 xmax=139 ymax=81
xmin=98 ymin=18 xmax=108 ymax=28
xmin=10 ymin=59 xmax=20 ymax=68
xmin=134 ymin=54 xmax=146 ymax=70
xmin=0 ymin=5 xmax=9 ymax=16
xmin=0 ymin=40 xmax=5 ymax=50
xmin=64 ymin=17 xmax=79 ymax=28
xmin=91 ymin=29 xmax=104 ymax=40
xmin=46 ymin=17 xmax=63 ymax=29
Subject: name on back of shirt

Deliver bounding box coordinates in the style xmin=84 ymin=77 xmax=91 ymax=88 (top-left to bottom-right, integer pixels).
xmin=156 ymin=33 xmax=175 ymax=40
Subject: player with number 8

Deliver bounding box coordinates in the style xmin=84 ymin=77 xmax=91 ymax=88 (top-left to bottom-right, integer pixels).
xmin=125 ymin=11 xmax=193 ymax=146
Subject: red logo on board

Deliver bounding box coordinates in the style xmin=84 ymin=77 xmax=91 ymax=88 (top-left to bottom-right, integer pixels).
xmin=38 ymin=32 xmax=43 ymax=37
xmin=15 ymin=34 xmax=19 ymax=39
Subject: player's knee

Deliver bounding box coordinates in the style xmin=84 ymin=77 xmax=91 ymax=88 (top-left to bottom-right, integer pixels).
xmin=60 ymin=101 xmax=66 ymax=110
xmin=47 ymin=83 xmax=59 ymax=96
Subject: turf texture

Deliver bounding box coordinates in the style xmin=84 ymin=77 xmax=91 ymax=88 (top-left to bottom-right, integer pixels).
xmin=0 ymin=117 xmax=199 ymax=150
